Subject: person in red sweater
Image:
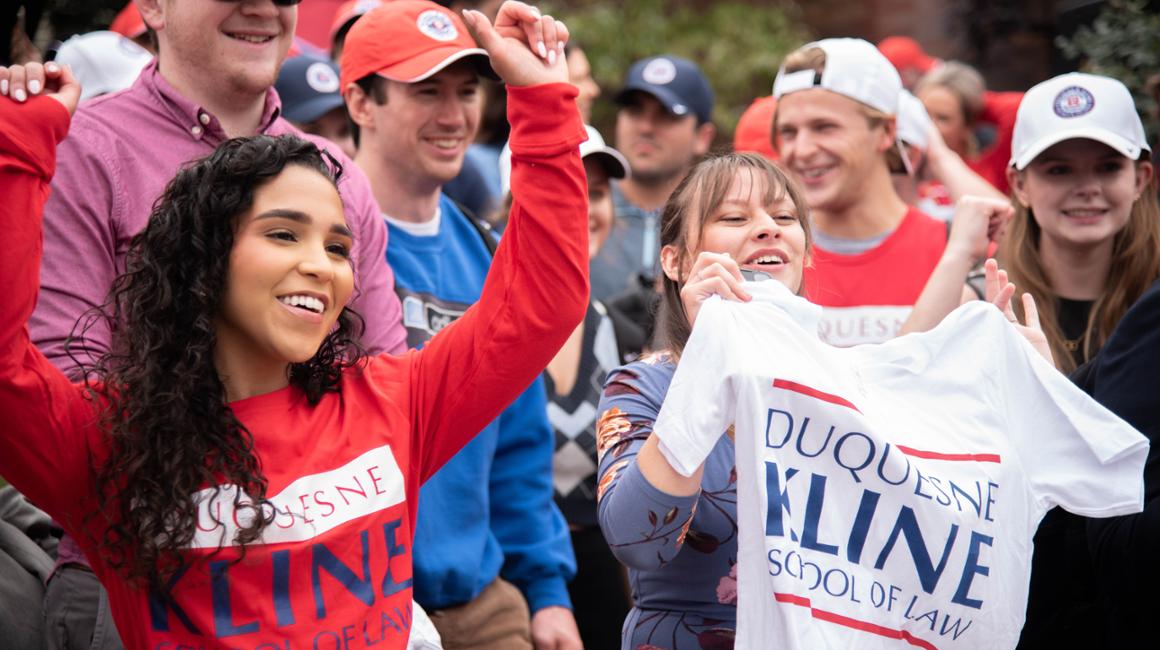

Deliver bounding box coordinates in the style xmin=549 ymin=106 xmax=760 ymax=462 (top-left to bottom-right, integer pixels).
xmin=0 ymin=3 xmax=586 ymax=649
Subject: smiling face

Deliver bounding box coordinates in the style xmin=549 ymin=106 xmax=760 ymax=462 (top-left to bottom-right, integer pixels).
xmin=145 ymin=0 xmax=295 ymax=100
xmin=366 ymin=61 xmax=481 ymax=190
xmin=215 ymin=164 xmax=355 ymax=379
xmin=775 ymin=88 xmax=895 ymax=216
xmin=667 ymin=167 xmax=809 ymax=294
xmin=1010 ymin=139 xmax=1152 ymax=251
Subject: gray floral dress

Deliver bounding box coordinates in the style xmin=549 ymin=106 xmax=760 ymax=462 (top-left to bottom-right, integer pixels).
xmin=596 ymin=353 xmax=739 ymax=650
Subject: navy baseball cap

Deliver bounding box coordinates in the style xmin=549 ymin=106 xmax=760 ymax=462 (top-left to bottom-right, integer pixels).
xmin=614 ymin=55 xmax=715 ymax=123
xmin=276 ymin=54 xmax=346 ymax=124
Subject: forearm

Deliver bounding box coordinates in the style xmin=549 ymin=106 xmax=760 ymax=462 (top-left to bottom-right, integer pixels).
xmin=926 ymin=143 xmax=1004 ymax=203
xmin=899 ymin=247 xmax=976 ymax=335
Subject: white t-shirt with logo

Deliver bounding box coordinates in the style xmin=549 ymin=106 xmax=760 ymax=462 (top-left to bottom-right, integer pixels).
xmin=654 ymin=282 xmax=1147 ymax=649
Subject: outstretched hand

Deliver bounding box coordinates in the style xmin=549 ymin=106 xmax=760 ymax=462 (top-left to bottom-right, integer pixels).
xmin=983 ymin=259 xmax=1054 ymax=366
xmin=0 ymin=61 xmax=81 ymax=116
xmin=461 ymin=1 xmax=569 ymax=87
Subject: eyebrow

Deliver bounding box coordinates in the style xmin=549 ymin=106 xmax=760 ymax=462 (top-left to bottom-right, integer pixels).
xmin=256 ymin=209 xmax=353 ymax=239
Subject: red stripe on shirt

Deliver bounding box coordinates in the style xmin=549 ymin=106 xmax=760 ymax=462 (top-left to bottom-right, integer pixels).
xmin=896 ymin=446 xmax=1002 ymax=464
xmin=772 ymin=379 xmax=862 ymax=413
xmin=774 ymin=592 xmax=940 ymax=650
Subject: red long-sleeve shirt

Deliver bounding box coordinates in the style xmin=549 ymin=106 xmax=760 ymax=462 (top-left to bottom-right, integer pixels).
xmin=0 ymin=84 xmax=587 ymax=649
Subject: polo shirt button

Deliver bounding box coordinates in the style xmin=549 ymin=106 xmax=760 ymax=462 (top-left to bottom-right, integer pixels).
xmin=199 ymin=113 xmax=211 ymax=125
xmin=191 ymin=125 xmax=203 ymax=137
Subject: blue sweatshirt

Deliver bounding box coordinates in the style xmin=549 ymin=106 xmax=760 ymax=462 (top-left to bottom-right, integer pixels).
xmin=386 ymin=194 xmax=575 ymax=613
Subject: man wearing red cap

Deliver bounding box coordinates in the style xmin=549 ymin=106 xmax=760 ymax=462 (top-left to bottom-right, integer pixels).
xmin=340 ymin=2 xmax=581 ymax=649
xmin=33 ymin=1 xmax=408 ymax=647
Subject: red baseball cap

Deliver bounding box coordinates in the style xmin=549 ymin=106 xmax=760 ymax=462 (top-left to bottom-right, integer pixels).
xmin=733 ymin=95 xmax=778 ymax=161
xmin=109 ymin=2 xmax=146 ymax=39
xmin=877 ymin=36 xmax=937 ymax=74
xmin=339 ymin=0 xmax=493 ymax=90
xmin=329 ymin=0 xmax=383 ymax=43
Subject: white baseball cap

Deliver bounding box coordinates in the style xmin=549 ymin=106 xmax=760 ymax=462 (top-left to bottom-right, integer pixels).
xmin=896 ymin=90 xmax=935 ymax=151
xmin=1010 ymin=72 xmax=1150 ymax=170
xmin=499 ymin=125 xmax=629 ymax=197
xmin=773 ymin=38 xmax=902 ymax=115
xmin=54 ymin=31 xmax=153 ymax=102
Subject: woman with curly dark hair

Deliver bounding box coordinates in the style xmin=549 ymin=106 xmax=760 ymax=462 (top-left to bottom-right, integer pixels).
xmin=0 ymin=5 xmax=585 ymax=649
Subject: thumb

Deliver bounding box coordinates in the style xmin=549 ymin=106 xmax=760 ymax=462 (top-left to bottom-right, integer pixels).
xmin=461 ymin=9 xmax=500 ymax=52
xmin=45 ymin=63 xmax=81 ymax=116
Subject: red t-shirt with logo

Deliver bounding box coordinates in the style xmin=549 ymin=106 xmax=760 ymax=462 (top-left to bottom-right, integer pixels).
xmin=0 ymin=84 xmax=587 ymax=650
xmin=803 ymin=207 xmax=947 ymax=346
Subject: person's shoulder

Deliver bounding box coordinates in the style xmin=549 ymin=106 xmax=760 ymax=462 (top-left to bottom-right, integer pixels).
xmin=65 ymin=88 xmax=145 ymax=146
xmin=606 ymin=352 xmax=676 ymax=396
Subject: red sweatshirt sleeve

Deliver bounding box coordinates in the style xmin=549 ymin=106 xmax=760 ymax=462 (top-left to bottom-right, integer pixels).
xmin=0 ymin=96 xmax=101 ymax=524
xmin=406 ymin=83 xmax=588 ymax=484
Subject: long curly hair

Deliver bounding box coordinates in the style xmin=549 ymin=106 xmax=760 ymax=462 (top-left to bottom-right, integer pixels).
xmin=69 ymin=135 xmax=367 ymax=584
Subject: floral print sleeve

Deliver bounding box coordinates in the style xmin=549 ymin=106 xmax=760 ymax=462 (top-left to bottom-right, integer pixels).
xmin=595 ymin=354 xmax=742 ymax=649
xmin=596 ymin=355 xmax=700 ymax=570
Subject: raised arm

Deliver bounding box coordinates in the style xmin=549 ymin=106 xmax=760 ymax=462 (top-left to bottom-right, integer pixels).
xmin=0 ymin=63 xmax=101 ymax=521
xmin=405 ymin=2 xmax=588 ymax=480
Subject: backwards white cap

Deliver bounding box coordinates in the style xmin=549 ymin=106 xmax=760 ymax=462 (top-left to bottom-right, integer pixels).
xmin=896 ymin=90 xmax=935 ymax=151
xmin=773 ymin=38 xmax=902 ymax=115
xmin=1010 ymin=72 xmax=1150 ymax=170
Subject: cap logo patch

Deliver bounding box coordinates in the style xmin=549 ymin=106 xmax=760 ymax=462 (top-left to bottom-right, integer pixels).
xmin=1053 ymin=86 xmax=1095 ymax=118
xmin=417 ymin=10 xmax=458 ymax=42
xmin=305 ymin=62 xmax=340 ymax=94
xmin=642 ymin=58 xmax=677 ymax=85
xmin=354 ymin=0 xmax=379 ymax=13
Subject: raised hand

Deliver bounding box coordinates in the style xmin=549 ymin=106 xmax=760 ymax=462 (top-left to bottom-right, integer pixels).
xmin=947 ymin=195 xmax=1013 ymax=263
xmin=461 ymin=1 xmax=569 ymax=88
xmin=0 ymin=61 xmax=81 ymax=116
xmin=680 ymin=251 xmax=752 ymax=328
xmin=983 ymin=259 xmax=1054 ymax=365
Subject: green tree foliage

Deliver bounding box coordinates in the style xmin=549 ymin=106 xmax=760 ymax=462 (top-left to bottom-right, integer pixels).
xmin=1056 ymin=0 xmax=1160 ymax=142
xmin=548 ymin=0 xmax=809 ymax=145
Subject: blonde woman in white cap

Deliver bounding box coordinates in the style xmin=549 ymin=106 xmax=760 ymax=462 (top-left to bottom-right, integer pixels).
xmin=1000 ymin=72 xmax=1159 ymax=374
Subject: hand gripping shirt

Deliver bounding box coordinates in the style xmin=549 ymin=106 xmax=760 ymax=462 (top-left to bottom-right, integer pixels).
xmin=652 ymin=281 xmax=1147 ymax=650
xmin=0 ymin=85 xmax=587 ymax=650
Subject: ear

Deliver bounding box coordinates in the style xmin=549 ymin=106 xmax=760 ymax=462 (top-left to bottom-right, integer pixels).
xmin=693 ymin=121 xmax=716 ymax=156
xmin=1008 ymin=167 xmax=1030 ymax=208
xmin=135 ymin=0 xmax=165 ymax=32
xmin=877 ymin=117 xmax=898 ymax=154
xmin=343 ymin=83 xmax=377 ymax=134
xmin=660 ymin=243 xmax=683 ymax=282
xmin=1134 ymin=160 xmax=1154 ymax=199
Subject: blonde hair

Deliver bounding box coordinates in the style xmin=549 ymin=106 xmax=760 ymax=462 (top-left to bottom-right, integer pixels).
xmin=656 ymin=153 xmax=813 ymax=358
xmin=777 ymin=45 xmax=904 ymax=172
xmin=914 ymin=61 xmax=986 ymax=123
xmin=999 ymin=164 xmax=1160 ymax=373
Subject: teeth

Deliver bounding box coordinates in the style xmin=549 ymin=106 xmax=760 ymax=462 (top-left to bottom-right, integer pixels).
xmin=798 ymin=167 xmax=832 ymax=179
xmin=278 ymin=295 xmax=324 ymax=313
xmin=752 ymin=255 xmax=784 ymax=265
xmin=429 ymin=139 xmax=459 ymax=149
xmin=229 ymin=34 xmax=273 ymax=44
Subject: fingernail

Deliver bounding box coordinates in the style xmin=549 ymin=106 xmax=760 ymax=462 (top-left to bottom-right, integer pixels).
xmin=558 ymin=42 xmax=565 ymax=53
xmin=0 ymin=79 xmax=7 ymax=96
xmin=538 ymin=41 xmax=547 ymax=58
xmin=14 ymin=88 xmax=26 ymax=102
xmin=28 ymin=79 xmax=41 ymax=94
xmin=548 ymin=48 xmax=556 ymax=65
xmin=45 ymin=63 xmax=58 ymax=73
